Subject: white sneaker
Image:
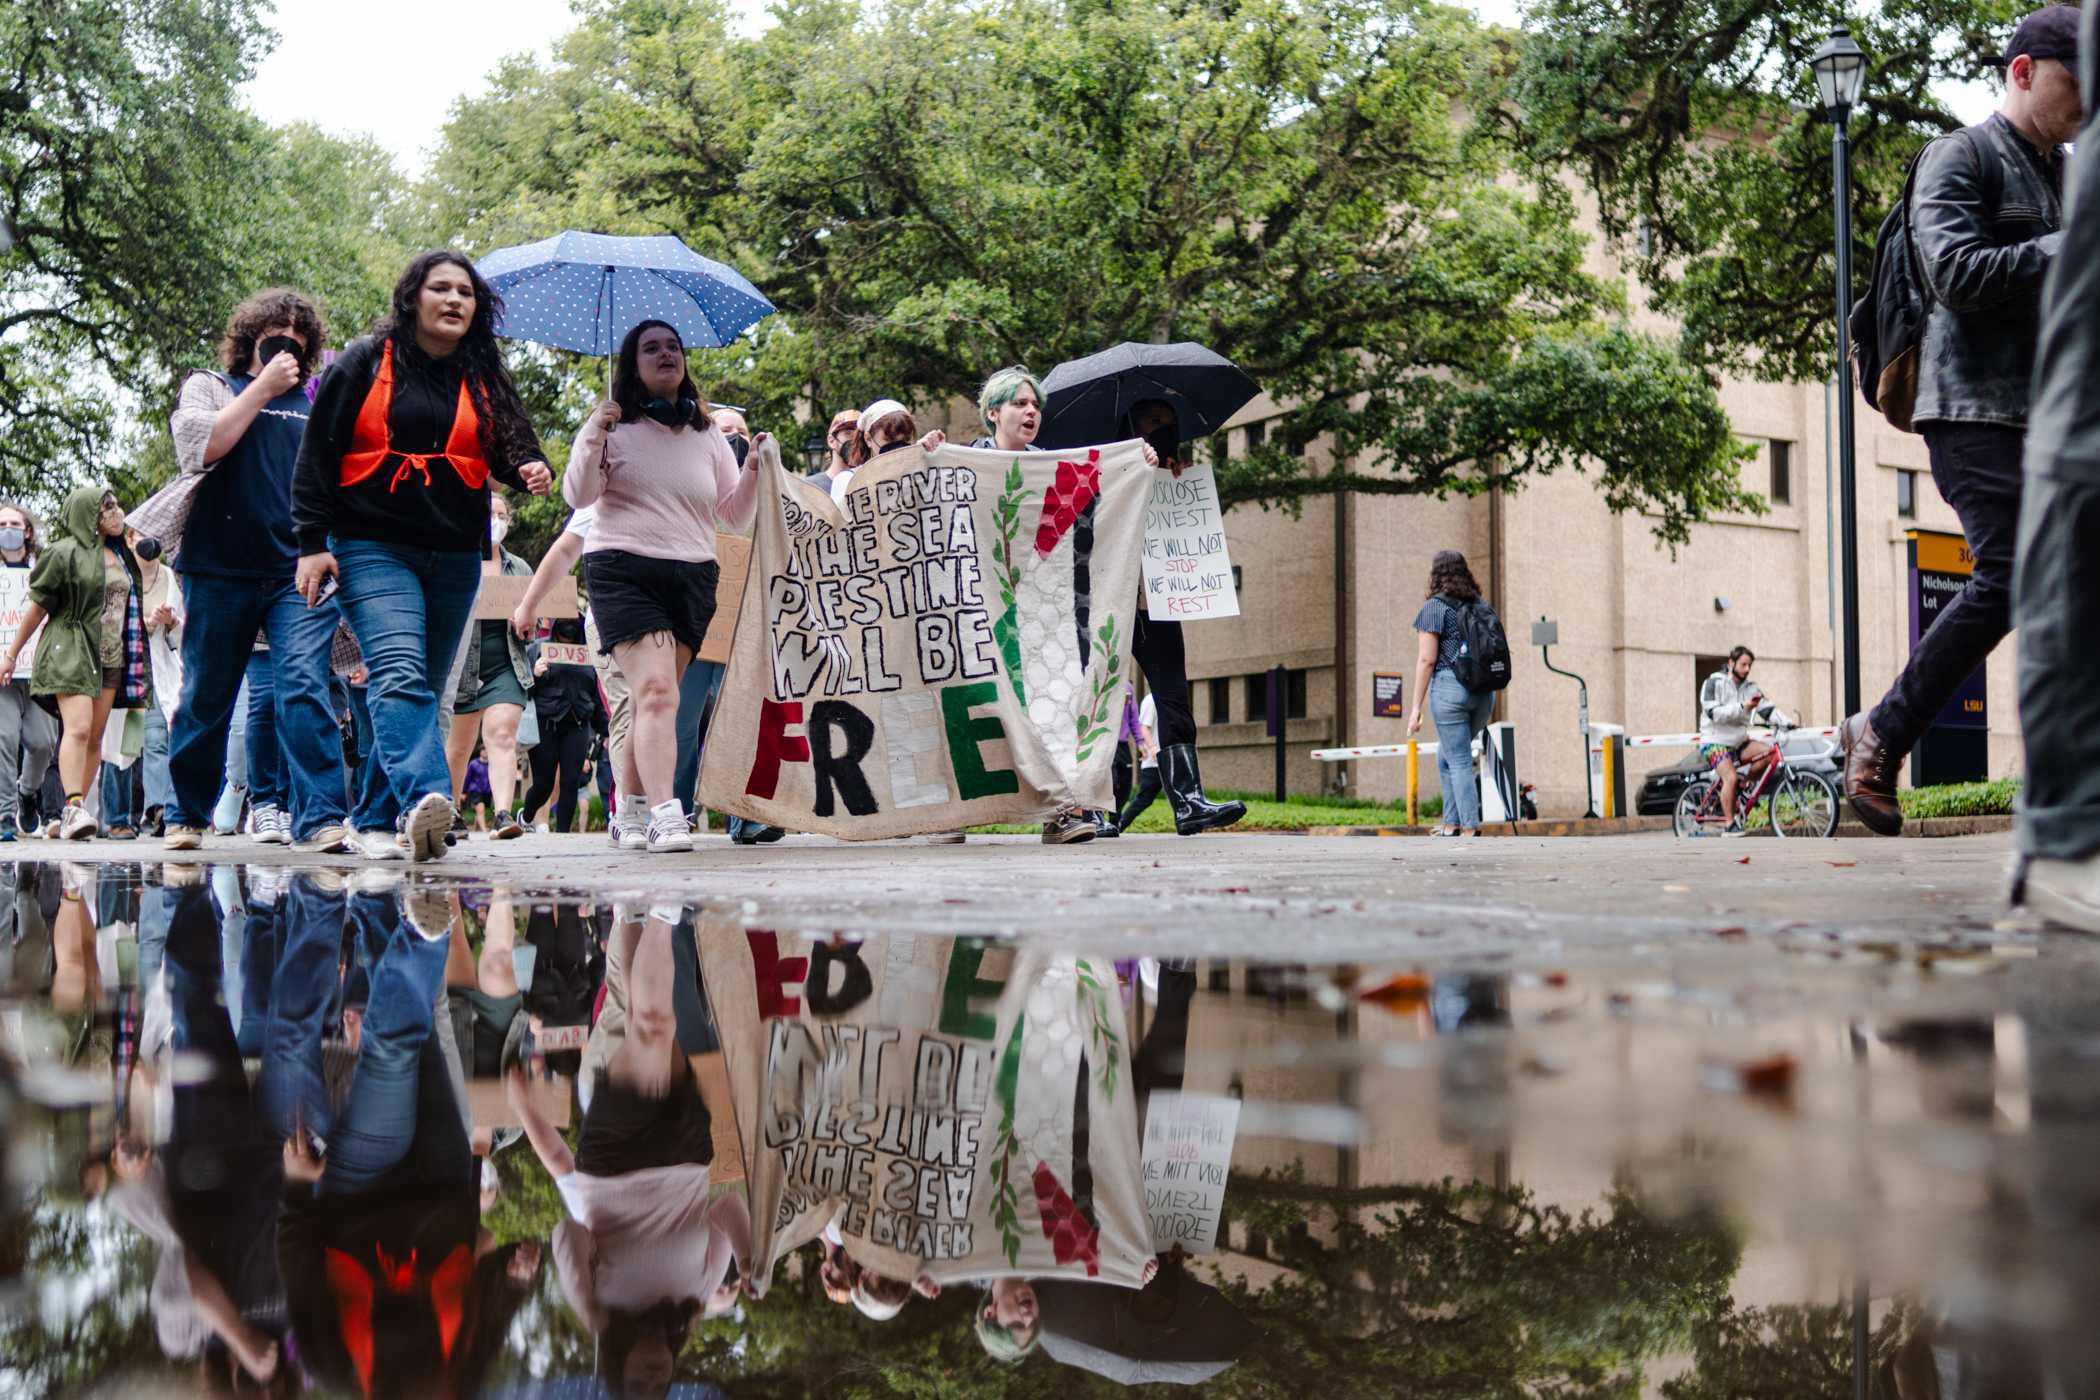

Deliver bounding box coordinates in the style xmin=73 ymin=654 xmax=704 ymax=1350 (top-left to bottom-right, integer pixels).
xmin=610 ymin=796 xmax=649 ymax=852
xmin=646 ymin=801 xmax=693 ymax=853
xmin=212 ymin=783 xmax=245 ymax=835
xmin=60 ymin=803 xmax=98 ymax=841
xmin=350 ymin=868 xmax=403 ymax=896
xmin=404 ymin=793 xmax=455 ymax=863
xmin=2019 ymin=854 xmax=2100 ymax=934
xmin=404 ymin=885 xmax=455 ymax=941
xmin=296 ymin=823 xmax=357 ymax=854
xmin=359 ymin=830 xmax=408 ymax=862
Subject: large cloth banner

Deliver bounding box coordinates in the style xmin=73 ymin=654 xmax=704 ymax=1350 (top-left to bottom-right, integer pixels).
xmin=699 ymin=442 xmax=1150 ymax=839
xmin=699 ymin=926 xmax=1150 ymax=1292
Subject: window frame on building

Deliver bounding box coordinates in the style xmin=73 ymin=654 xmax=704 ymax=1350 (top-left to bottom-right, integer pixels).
xmin=1896 ymin=468 xmax=1917 ymax=519
xmin=1207 ymin=676 xmax=1231 ymax=724
xmin=1769 ymin=438 xmax=1792 ymax=506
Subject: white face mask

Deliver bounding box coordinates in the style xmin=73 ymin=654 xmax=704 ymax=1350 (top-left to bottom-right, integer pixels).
xmin=491 ymin=517 xmax=510 ymax=547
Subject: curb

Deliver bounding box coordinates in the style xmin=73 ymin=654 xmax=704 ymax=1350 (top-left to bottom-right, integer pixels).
xmin=1191 ymin=814 xmax=2011 ymax=839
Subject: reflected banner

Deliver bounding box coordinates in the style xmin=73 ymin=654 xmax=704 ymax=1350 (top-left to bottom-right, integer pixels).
xmin=701 ymin=442 xmax=1150 ymax=838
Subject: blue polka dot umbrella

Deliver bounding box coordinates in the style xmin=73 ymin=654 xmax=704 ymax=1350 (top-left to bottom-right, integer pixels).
xmin=476 ymin=231 xmax=775 ymax=357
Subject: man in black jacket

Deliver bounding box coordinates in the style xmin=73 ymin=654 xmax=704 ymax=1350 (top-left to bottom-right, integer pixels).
xmin=2013 ymin=1 xmax=2100 ymax=929
xmin=1842 ymin=5 xmax=2086 ymax=835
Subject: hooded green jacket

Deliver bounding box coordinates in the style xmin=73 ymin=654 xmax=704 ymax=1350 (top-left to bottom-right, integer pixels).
xmin=28 ymin=485 xmax=126 ymax=698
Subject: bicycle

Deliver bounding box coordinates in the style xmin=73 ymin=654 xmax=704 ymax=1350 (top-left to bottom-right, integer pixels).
xmin=1671 ymin=721 xmax=1840 ymax=839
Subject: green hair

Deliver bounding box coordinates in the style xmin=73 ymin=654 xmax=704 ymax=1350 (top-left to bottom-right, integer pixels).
xmin=977 ymin=365 xmax=1042 ymax=432
xmin=974 ymin=1303 xmax=1041 ymax=1363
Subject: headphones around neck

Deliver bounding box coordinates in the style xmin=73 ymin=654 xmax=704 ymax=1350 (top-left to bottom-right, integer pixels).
xmin=643 ymin=390 xmax=699 ymax=428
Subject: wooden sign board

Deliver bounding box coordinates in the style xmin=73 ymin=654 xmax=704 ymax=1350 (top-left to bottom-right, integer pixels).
xmin=467 ymin=1072 xmax=571 ymax=1132
xmin=475 ymin=573 xmax=578 ymax=621
xmin=539 ymin=643 xmax=592 ymax=668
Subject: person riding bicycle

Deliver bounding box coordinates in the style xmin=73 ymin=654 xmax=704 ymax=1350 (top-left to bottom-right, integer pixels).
xmin=1698 ymin=647 xmax=1791 ymax=835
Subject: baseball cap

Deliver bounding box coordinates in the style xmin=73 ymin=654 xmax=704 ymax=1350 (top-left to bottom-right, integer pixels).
xmin=828 ymin=407 xmax=860 ymax=435
xmin=2003 ymin=5 xmax=2081 ymax=65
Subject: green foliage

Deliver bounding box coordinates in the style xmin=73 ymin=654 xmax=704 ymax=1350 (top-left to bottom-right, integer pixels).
xmin=1901 ymin=775 xmax=2019 ymax=820
xmin=1660 ymin=1299 xmax=1912 ymax=1400
xmin=421 ymin=0 xmax=1757 ymax=545
xmin=1509 ymin=0 xmax=2018 ymax=382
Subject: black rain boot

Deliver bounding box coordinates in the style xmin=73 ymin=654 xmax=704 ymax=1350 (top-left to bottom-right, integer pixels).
xmin=1160 ymin=744 xmax=1245 ymax=836
xmin=1089 ymin=810 xmax=1119 ymax=839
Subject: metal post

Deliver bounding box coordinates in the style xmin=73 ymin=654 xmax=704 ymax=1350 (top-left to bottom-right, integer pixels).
xmin=1405 ymin=741 xmax=1419 ymax=826
xmin=1535 ymin=619 xmax=1596 ymax=819
xmin=1832 ymin=119 xmax=1863 ymax=716
xmin=1267 ymin=665 xmax=1286 ymax=803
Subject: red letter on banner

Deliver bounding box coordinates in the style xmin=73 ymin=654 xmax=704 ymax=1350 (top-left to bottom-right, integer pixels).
xmin=748 ymin=931 xmax=809 ymax=1018
xmin=747 ymin=699 xmax=811 ymax=799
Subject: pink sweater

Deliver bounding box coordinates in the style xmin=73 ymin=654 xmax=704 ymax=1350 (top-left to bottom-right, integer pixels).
xmin=561 ymin=414 xmax=761 ymax=562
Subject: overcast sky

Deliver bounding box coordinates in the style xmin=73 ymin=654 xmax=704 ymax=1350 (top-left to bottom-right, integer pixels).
xmin=241 ymin=0 xmax=1992 ymax=174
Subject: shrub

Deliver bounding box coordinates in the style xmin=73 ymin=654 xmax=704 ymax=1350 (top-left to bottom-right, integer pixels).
xmin=1900 ymin=777 xmax=2019 ymax=821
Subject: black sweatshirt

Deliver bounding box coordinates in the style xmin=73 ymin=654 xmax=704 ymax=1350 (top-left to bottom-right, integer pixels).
xmin=291 ymin=335 xmax=543 ymax=555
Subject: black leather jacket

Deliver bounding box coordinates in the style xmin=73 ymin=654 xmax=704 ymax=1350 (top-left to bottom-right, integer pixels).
xmin=1911 ymin=113 xmax=2066 ymax=429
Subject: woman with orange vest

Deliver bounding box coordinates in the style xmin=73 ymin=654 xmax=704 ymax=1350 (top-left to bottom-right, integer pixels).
xmin=292 ymin=251 xmax=553 ymax=861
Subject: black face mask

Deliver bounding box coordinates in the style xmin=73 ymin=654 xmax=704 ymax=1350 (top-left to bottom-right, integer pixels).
xmin=643 ymin=392 xmax=697 ymax=428
xmin=1143 ymin=424 xmax=1181 ymax=469
xmin=724 ymin=433 xmax=750 ymax=466
xmin=133 ymin=537 xmax=162 ymax=562
xmin=257 ymin=336 xmax=305 ymax=381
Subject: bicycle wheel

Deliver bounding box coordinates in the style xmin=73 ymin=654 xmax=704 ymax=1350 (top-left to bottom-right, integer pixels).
xmin=1771 ymin=769 xmax=1839 ymax=839
xmin=1673 ymin=779 xmax=1715 ymax=839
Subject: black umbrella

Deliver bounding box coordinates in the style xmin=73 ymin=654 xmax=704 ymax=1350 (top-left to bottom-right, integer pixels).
xmin=1037 ymin=343 xmax=1261 ymax=449
xmin=1035 ymin=1274 xmax=1248 ymax=1385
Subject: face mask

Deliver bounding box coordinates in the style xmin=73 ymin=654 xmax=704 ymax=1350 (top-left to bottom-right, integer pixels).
xmin=134 ymin=537 xmax=162 ymax=562
xmin=491 ymin=518 xmax=510 ymax=547
xmin=1144 ymin=424 xmax=1180 ymax=469
xmin=643 ymin=393 xmax=695 ymax=428
xmin=725 ymin=433 xmax=750 ymax=466
xmin=257 ymin=335 xmax=304 ymax=378
xmin=0 ymin=528 xmax=23 ymax=553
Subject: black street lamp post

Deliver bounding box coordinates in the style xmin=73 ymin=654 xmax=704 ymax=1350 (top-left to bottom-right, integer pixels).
xmin=1811 ymin=26 xmax=1868 ymax=717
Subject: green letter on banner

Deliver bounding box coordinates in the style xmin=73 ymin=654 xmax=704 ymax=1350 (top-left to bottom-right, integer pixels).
xmin=939 ymin=938 xmax=1007 ymax=1039
xmin=940 ymin=681 xmax=1020 ymax=800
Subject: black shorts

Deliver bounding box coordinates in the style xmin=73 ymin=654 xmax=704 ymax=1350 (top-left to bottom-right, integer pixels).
xmin=575 ymin=1064 xmax=715 ymax=1176
xmin=583 ymin=550 xmax=719 ymax=656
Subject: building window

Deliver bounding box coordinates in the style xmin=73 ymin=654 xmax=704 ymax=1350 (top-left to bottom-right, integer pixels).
xmin=1284 ymin=420 xmax=1305 ymax=457
xmin=1244 ymin=421 xmax=1266 ymax=452
xmin=1769 ymin=439 xmax=1791 ymax=505
xmin=1210 ymin=433 xmax=1231 ymax=466
xmin=1693 ymin=654 xmax=1729 ymax=727
xmin=1244 ymin=669 xmax=1308 ymax=725
xmin=1897 ymin=469 xmax=1917 ymax=519
xmin=1208 ymin=677 xmax=1231 ymax=724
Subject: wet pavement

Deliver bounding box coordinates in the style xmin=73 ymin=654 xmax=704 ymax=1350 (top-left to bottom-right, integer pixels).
xmin=1 ymin=835 xmax=2095 ymax=1397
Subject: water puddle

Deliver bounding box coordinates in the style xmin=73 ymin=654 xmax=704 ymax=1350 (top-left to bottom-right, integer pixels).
xmin=2 ymin=861 xmax=2096 ymax=1395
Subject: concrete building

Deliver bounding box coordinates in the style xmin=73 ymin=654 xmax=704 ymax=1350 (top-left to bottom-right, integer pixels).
xmin=1178 ymin=236 xmax=2022 ymax=815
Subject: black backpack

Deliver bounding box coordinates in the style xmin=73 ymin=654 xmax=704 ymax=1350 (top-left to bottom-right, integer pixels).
xmin=1440 ymin=594 xmax=1511 ymax=692
xmin=1853 ymin=130 xmax=1984 ymax=434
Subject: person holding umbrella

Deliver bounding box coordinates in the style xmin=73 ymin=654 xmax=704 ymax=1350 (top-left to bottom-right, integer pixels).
xmin=291 ymin=250 xmax=553 ymax=862
xmin=562 ymin=319 xmax=775 ymax=853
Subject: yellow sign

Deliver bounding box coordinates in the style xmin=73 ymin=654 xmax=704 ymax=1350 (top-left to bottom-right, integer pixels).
xmin=1907 ymin=529 xmax=1972 ymax=576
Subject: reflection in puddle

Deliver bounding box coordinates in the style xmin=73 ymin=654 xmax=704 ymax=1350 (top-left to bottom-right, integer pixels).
xmin=1 ymin=862 xmax=2097 ymax=1396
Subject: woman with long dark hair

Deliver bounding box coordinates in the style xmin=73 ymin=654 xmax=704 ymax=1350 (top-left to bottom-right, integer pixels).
xmin=291 ymin=250 xmax=553 ymax=861
xmin=1407 ymin=550 xmax=1494 ymax=835
xmin=562 ymin=319 xmax=773 ymax=853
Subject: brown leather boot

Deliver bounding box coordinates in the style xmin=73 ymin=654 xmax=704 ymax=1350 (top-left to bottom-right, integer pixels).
xmin=1838 ymin=713 xmax=1904 ymax=836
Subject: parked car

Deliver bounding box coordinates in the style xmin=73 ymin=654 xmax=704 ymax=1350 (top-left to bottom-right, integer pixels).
xmin=1634 ymin=732 xmax=1840 ymax=816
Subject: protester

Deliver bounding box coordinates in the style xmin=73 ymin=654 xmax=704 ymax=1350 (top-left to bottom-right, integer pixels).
xmin=1121 ymin=399 xmax=1245 ymax=835
xmin=0 ymin=487 xmax=146 ymax=841
xmin=445 ymin=492 xmax=535 ymax=839
xmin=98 ymin=531 xmax=179 ymax=839
xmin=1841 ymin=6 xmax=2084 ymax=835
xmin=521 ymin=617 xmax=607 ymax=833
xmin=292 ymin=250 xmax=553 ymax=861
xmin=807 ymin=407 xmax=860 ymax=485
xmin=2011 ymin=1 xmax=2099 ymax=930
xmin=1115 ymin=689 xmax=1162 ymax=832
xmin=0 ymin=501 xmax=58 ymax=841
xmin=561 ymin=318 xmax=769 ymax=853
xmin=828 ymin=398 xmax=945 ymax=508
xmin=148 ymin=288 xmax=357 ymax=855
xmin=1407 ymin=550 xmax=1496 ymax=836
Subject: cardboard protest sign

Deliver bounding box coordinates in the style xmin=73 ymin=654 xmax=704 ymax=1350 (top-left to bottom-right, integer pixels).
xmin=1139 ymin=1091 xmax=1240 ymax=1254
xmin=1140 ymin=461 xmax=1239 ymax=620
xmin=699 ymin=442 xmax=1150 ymax=839
xmin=539 ymin=643 xmax=592 ymax=668
xmin=0 ymin=570 xmax=38 ymax=679
xmin=698 ymin=926 xmax=1151 ymax=1292
xmin=697 ymin=533 xmax=748 ymax=665
xmin=475 ymin=573 xmax=579 ymax=621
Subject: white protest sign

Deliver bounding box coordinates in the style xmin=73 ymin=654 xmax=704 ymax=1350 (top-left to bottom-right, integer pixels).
xmin=1140 ymin=1090 xmax=1240 ymax=1254
xmin=0 ymin=570 xmax=39 ymax=679
xmin=1140 ymin=462 xmax=1239 ymax=620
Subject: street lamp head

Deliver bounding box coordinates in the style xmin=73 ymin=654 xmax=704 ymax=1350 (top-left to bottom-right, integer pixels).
xmin=1809 ymin=27 xmax=1868 ymax=121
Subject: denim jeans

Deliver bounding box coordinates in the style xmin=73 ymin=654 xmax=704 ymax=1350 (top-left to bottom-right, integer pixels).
xmin=332 ymin=540 xmax=481 ymax=817
xmin=344 ymin=683 xmax=391 ymax=834
xmin=98 ymin=706 xmax=169 ymax=828
xmin=1430 ymin=668 xmax=1495 ymax=829
xmin=1870 ymin=422 xmax=2022 ymax=754
xmin=674 ymin=658 xmax=721 ymax=819
xmin=0 ymin=681 xmax=57 ymax=828
xmin=166 ymin=572 xmax=348 ymax=839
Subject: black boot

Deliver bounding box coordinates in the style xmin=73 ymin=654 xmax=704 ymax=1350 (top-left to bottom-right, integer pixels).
xmin=1160 ymin=744 xmax=1245 ymax=836
xmin=1088 ymin=810 xmax=1119 ymax=839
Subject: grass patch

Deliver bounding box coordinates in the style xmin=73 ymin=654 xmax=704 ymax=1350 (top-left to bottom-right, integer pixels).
xmin=1901 ymin=777 xmax=2019 ymax=820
